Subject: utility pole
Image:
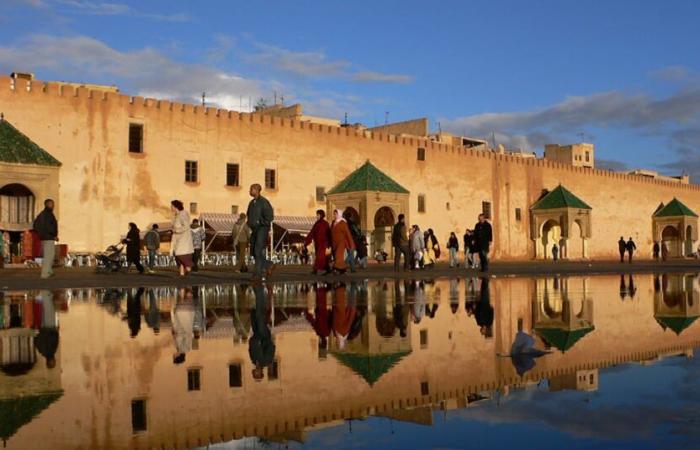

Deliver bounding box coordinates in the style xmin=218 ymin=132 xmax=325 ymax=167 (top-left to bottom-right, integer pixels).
xmin=201 ymin=92 xmax=206 ymax=107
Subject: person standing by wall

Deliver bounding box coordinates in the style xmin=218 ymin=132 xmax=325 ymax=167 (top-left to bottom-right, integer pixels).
xmin=231 ymin=213 xmax=251 ymax=273
xmin=392 ymin=214 xmax=410 ymax=272
xmin=618 ymin=237 xmax=626 ymax=263
xmin=246 ymin=184 xmax=275 ymax=282
xmin=123 ymin=222 xmax=145 ymax=274
xmin=330 ymin=209 xmax=355 ymax=275
xmin=474 ymin=214 xmax=493 ymax=272
xmin=33 ymin=199 xmax=58 ymax=279
xmin=411 ymin=225 xmax=425 ymax=270
xmin=170 ymin=200 xmax=194 ymax=277
xmin=626 ymin=237 xmax=637 ymax=263
xmin=144 ymin=224 xmax=160 ymax=273
xmin=447 ymin=232 xmax=459 ymax=268
xmin=653 ymin=241 xmax=660 ymax=261
xmin=190 ymin=219 xmax=205 ymax=272
xmin=552 ymin=243 xmax=559 ymax=261
xmin=305 ymin=209 xmax=331 ymax=275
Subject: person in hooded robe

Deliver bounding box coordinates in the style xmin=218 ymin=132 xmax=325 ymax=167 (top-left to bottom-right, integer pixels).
xmin=172 ymin=287 xmax=195 ymax=364
xmin=331 ymin=283 xmax=356 ymax=349
xmin=305 ymin=209 xmax=331 ymax=275
xmin=330 ymin=209 xmax=355 ymax=275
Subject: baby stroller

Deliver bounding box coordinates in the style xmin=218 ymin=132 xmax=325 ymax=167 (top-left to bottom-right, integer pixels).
xmin=95 ymin=242 xmax=124 ymax=273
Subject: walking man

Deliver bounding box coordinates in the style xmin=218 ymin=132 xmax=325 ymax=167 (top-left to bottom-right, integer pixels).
xmin=190 ymin=219 xmax=205 ymax=272
xmin=231 ymin=213 xmax=251 ymax=273
xmin=447 ymin=232 xmax=459 ymax=268
xmin=652 ymin=241 xmax=660 ymax=260
xmin=626 ymin=237 xmax=637 ymax=263
xmin=474 ymin=214 xmax=493 ymax=272
xmin=552 ymin=243 xmax=559 ymax=261
xmin=618 ymin=236 xmax=626 ymax=263
xmin=247 ymin=183 xmax=275 ymax=281
xmin=392 ymin=214 xmax=410 ymax=271
xmin=33 ymin=199 xmax=58 ymax=279
xmin=144 ymin=224 xmax=160 ymax=273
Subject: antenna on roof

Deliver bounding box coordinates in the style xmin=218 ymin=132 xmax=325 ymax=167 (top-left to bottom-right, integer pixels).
xmin=384 ymin=111 xmax=389 ymax=125
xmin=273 ymin=91 xmax=277 ymax=105
xmin=344 ymin=112 xmax=348 ymax=126
xmin=578 ymin=131 xmax=586 ymax=142
xmin=280 ymin=94 xmax=284 ymax=106
xmin=201 ymin=92 xmax=206 ymax=107
xmin=437 ymin=121 xmax=442 ymax=133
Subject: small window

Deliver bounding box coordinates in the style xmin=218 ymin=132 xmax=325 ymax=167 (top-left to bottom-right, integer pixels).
xmin=131 ymin=399 xmax=147 ymax=433
xmin=418 ymin=194 xmax=426 ymax=213
xmin=589 ymin=374 xmax=595 ymax=385
xmin=185 ymin=160 xmax=198 ymax=183
xmin=417 ymin=147 xmax=426 ymax=161
xmin=316 ymin=186 xmax=326 ymax=202
xmin=229 ymin=364 xmax=243 ymax=388
xmin=482 ymin=201 xmax=491 ymax=219
xmin=189 ymin=202 xmax=198 ymax=215
xmin=265 ymin=169 xmax=277 ymax=190
xmin=226 ymin=163 xmax=240 ymax=187
xmin=128 ymin=123 xmax=143 ymax=153
xmin=231 ymin=205 xmax=239 ymax=215
xmin=420 ymin=381 xmax=430 ymax=396
xmin=446 ymin=202 xmax=450 ymax=211
xmin=515 ymin=208 xmax=522 ymax=221
xmin=420 ymin=329 xmax=428 ymax=349
xmin=268 ymin=360 xmax=279 ymax=380
xmin=187 ymin=368 xmax=201 ymax=391
xmin=585 ymin=151 xmax=590 ymax=162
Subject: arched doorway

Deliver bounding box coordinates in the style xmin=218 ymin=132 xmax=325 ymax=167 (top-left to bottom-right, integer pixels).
xmin=685 ymin=225 xmax=694 ymax=257
xmin=568 ymin=220 xmax=584 ymax=259
xmin=373 ymin=206 xmax=395 ymax=255
xmin=541 ymin=220 xmax=561 ymax=260
xmin=662 ymin=225 xmax=681 ymax=258
xmin=0 ymin=183 xmax=36 ymax=261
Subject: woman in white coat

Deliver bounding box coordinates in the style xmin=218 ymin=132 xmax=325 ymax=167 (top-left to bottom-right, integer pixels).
xmin=170 ymin=200 xmax=194 ymax=277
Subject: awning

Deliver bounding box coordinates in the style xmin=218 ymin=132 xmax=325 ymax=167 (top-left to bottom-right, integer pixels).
xmin=200 ymin=213 xmax=236 ymax=235
xmin=273 ymin=215 xmax=316 ymax=234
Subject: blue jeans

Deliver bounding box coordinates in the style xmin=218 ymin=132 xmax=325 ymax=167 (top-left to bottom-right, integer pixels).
xmin=147 ymin=249 xmax=156 ymax=269
xmin=449 ymin=248 xmax=457 ymax=267
xmin=345 ymin=249 xmax=357 ymax=272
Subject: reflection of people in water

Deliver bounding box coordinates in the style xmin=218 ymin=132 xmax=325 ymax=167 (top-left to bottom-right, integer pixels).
xmin=172 ymin=287 xmax=195 ymax=364
xmin=192 ymin=286 xmax=205 ymax=341
xmin=34 ymin=290 xmax=59 ymax=369
xmin=306 ymin=283 xmax=331 ymax=353
xmin=145 ymin=289 xmax=160 ymax=335
xmin=126 ymin=288 xmax=144 ymax=338
xmin=233 ymin=284 xmax=251 ymax=343
xmin=393 ymin=281 xmax=409 ymax=338
xmin=331 ymin=283 xmax=357 ymax=349
xmin=474 ymin=278 xmax=493 ymax=338
xmin=249 ymin=283 xmax=275 ymax=381
xmin=411 ymin=280 xmax=425 ymax=324
xmin=619 ymin=274 xmax=627 ymax=300
xmin=628 ymin=275 xmax=636 ymax=298
xmin=449 ymin=279 xmax=460 ymax=314
xmin=654 ymin=275 xmax=661 ymax=293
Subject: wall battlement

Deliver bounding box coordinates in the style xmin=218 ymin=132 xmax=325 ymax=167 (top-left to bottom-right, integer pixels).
xmin=2 ymin=75 xmax=695 ymax=191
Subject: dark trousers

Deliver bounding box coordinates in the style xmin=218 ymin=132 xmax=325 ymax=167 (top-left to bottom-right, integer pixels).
xmin=478 ymin=247 xmax=489 ymax=272
xmin=393 ymin=245 xmax=409 ymax=271
xmin=628 ymin=251 xmax=633 ymax=263
xmin=251 ymin=227 xmax=272 ymax=277
xmin=619 ymin=251 xmax=625 ymax=263
xmin=127 ymin=256 xmax=144 ymax=274
xmin=193 ymin=249 xmax=202 ymax=271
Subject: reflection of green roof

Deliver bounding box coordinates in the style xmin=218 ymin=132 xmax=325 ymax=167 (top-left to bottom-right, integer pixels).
xmin=531 ymin=185 xmax=591 ymax=210
xmin=332 ymin=351 xmax=410 ymax=386
xmin=0 ymin=119 xmax=61 ymax=166
xmin=327 ymin=160 xmax=409 ymax=195
xmin=535 ymin=326 xmax=595 ymax=352
xmin=653 ymin=198 xmax=698 ymax=218
xmin=655 ymin=316 xmax=699 ymax=335
xmin=0 ymin=391 xmax=63 ymax=440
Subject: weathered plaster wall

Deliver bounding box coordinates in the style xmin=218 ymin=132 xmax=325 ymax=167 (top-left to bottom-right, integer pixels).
xmin=1 ymin=76 xmax=699 ymax=257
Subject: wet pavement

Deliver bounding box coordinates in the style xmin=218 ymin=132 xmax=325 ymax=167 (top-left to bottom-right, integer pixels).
xmin=2 ymin=272 xmax=700 ymax=449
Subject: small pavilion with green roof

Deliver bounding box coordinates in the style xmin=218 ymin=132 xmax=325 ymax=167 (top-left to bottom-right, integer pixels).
xmin=654 ymin=274 xmax=700 ymax=336
xmin=652 ymin=198 xmax=698 ymax=257
xmin=0 ymin=116 xmax=61 ymax=233
xmin=326 ymin=160 xmax=410 ymax=255
xmin=529 ymin=185 xmax=592 ymax=260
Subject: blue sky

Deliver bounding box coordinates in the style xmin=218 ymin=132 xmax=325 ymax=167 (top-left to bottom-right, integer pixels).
xmin=1 ymin=0 xmax=700 ymax=177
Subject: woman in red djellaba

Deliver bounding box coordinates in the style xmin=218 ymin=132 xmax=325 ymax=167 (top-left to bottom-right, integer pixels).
xmin=330 ymin=209 xmax=356 ymax=275
xmin=305 ymin=209 xmax=331 ymax=275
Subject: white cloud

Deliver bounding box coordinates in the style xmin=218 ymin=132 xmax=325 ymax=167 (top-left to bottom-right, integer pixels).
xmin=0 ymin=35 xmax=262 ymax=111
xmin=351 ymin=71 xmax=413 ymax=84
xmin=20 ymin=0 xmax=190 ymax=22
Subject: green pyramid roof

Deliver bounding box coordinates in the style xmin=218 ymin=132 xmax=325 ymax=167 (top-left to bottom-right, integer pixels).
xmin=655 ymin=316 xmax=699 ymax=335
xmin=332 ymin=351 xmax=410 ymax=386
xmin=327 ymin=161 xmax=409 ymax=195
xmin=0 ymin=119 xmax=61 ymax=166
xmin=535 ymin=326 xmax=595 ymax=352
xmin=653 ymin=198 xmax=698 ymax=218
xmin=0 ymin=391 xmax=63 ymax=441
xmin=531 ymin=185 xmax=591 ymax=211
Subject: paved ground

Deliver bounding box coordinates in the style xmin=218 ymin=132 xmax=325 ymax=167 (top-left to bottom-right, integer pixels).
xmin=1 ymin=259 xmax=700 ymax=290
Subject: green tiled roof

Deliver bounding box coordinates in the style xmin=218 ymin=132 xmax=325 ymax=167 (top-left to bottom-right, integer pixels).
xmin=535 ymin=326 xmax=595 ymax=352
xmin=653 ymin=198 xmax=698 ymax=218
xmin=0 ymin=119 xmax=61 ymax=166
xmin=327 ymin=161 xmax=409 ymax=195
xmin=332 ymin=350 xmax=411 ymax=386
xmin=531 ymin=185 xmax=591 ymax=211
xmin=656 ymin=316 xmax=699 ymax=335
xmin=0 ymin=391 xmax=63 ymax=441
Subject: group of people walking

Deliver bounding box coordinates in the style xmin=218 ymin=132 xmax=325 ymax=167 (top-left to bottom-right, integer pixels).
xmin=304 ymin=209 xmax=369 ymax=275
